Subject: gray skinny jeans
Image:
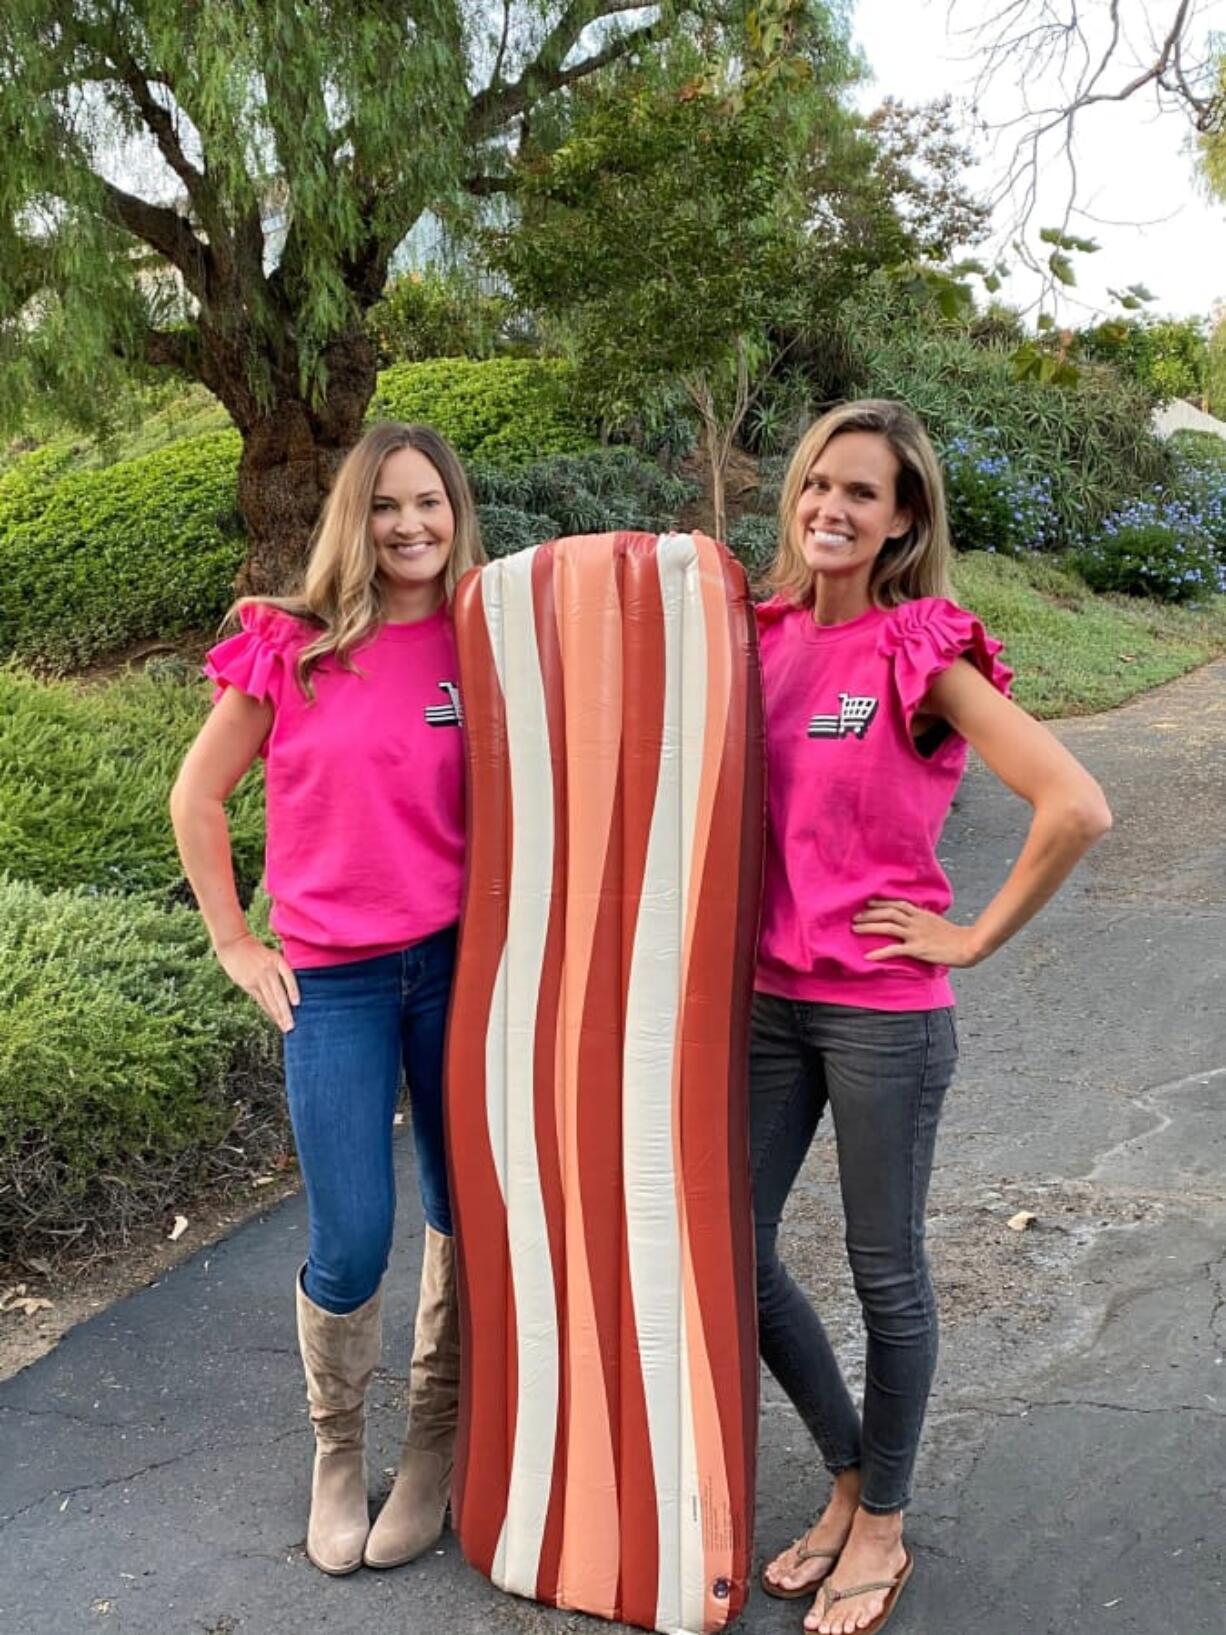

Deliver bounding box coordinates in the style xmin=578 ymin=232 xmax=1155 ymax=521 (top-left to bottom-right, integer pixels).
xmin=749 ymin=992 xmax=958 ymax=1514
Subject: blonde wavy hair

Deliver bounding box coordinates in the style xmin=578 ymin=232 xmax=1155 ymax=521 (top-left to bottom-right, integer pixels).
xmin=764 ymin=399 xmax=954 ymax=607
xmin=236 ymin=422 xmax=485 ymax=696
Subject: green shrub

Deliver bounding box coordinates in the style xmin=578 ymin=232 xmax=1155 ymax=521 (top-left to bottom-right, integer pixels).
xmin=0 ymin=430 xmax=245 ymax=668
xmin=726 ymin=513 xmax=779 ymax=582
xmin=0 ymin=441 xmax=80 ymax=525
xmin=1075 ymin=513 xmax=1223 ymax=602
xmin=365 ymin=270 xmax=514 ymax=366
xmin=941 ymin=433 xmax=1056 ymax=555
xmin=478 ymin=503 xmax=561 ymax=557
xmin=368 ymin=357 xmax=596 ymax=465
xmin=1169 ymin=429 xmax=1226 ymax=470
xmin=0 ymin=877 xmax=285 ymax=1262
xmin=825 ymin=279 xmax=1173 ymax=545
xmin=476 ymin=447 xmax=694 ymax=530
xmin=0 ymin=667 xmax=265 ymax=902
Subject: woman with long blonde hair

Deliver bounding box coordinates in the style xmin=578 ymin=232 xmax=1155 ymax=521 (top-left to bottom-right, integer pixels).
xmin=751 ymin=401 xmax=1111 ymax=1633
xmin=171 ymin=422 xmax=485 ymax=1578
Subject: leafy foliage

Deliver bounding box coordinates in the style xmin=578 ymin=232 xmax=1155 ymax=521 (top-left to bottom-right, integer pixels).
xmin=477 ymin=504 xmax=561 ymax=558
xmin=0 ymin=877 xmax=284 ymax=1261
xmin=1075 ymin=315 xmax=1208 ymax=405
xmin=472 ymin=447 xmax=698 ymax=553
xmin=368 ymin=358 xmax=596 ymax=465
xmin=366 ymin=270 xmax=515 ymax=367
xmin=942 ymin=433 xmax=1056 ymax=555
xmin=829 ymin=277 xmax=1174 ymax=543
xmin=0 ymin=667 xmax=264 ymax=902
xmin=0 ymin=430 xmax=245 ymax=668
xmin=1076 ymin=503 xmax=1224 ymax=603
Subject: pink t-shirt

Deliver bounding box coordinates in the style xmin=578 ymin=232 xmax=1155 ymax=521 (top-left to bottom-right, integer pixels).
xmin=205 ymin=604 xmax=466 ymax=969
xmin=754 ymin=595 xmax=1013 ymax=1011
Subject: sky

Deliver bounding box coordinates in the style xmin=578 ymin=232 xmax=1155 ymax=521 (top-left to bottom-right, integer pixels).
xmin=850 ymin=0 xmax=1226 ymax=325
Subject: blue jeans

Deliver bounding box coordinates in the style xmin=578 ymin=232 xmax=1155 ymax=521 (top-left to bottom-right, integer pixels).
xmin=750 ymin=993 xmax=958 ymax=1514
xmin=283 ymin=925 xmax=457 ymax=1316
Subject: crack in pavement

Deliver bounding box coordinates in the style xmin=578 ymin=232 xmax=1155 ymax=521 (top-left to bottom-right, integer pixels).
xmin=0 ymin=1423 xmax=305 ymax=1529
xmin=1085 ymin=1063 xmax=1226 ymax=1185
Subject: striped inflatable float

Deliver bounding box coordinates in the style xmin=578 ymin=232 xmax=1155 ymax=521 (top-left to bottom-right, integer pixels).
xmin=446 ymin=531 xmax=764 ymax=1634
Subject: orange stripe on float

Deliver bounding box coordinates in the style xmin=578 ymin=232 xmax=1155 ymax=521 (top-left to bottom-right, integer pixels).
xmin=553 ymin=535 xmax=622 ymax=1619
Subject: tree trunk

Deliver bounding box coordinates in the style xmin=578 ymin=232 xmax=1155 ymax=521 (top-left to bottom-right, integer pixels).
xmin=230 ymin=332 xmax=379 ymax=595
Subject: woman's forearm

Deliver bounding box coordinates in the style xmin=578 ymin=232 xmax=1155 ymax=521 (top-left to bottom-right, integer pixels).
xmin=170 ymin=788 xmax=253 ymax=953
xmin=967 ymin=790 xmax=1111 ymax=961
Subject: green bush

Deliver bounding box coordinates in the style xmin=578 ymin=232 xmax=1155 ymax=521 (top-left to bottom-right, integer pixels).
xmin=726 ymin=513 xmax=779 ymax=582
xmin=365 ymin=270 xmax=514 ymax=366
xmin=471 ymin=447 xmax=697 ymax=554
xmin=0 ymin=667 xmax=265 ymax=902
xmin=0 ymin=430 xmax=245 ymax=668
xmin=478 ymin=503 xmax=561 ymax=557
xmin=941 ymin=433 xmax=1055 ymax=555
xmin=1075 ymin=513 xmax=1223 ymax=603
xmin=824 ymin=279 xmax=1173 ymax=545
xmin=0 ymin=877 xmax=284 ymax=1261
xmin=475 ymin=447 xmax=695 ymax=531
xmin=369 ymin=357 xmax=596 ymax=465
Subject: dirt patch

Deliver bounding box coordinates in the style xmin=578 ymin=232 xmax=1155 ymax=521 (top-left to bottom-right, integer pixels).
xmin=0 ymin=1170 xmax=300 ymax=1382
xmin=677 ymin=446 xmax=765 ymax=537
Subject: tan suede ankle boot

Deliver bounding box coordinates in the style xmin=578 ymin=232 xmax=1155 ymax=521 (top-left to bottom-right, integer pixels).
xmin=363 ymin=1227 xmax=459 ymax=1569
xmin=296 ymin=1271 xmax=382 ymax=1575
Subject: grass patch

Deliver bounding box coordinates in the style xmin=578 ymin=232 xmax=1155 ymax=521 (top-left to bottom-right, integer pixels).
xmin=954 ymin=552 xmax=1226 ymax=718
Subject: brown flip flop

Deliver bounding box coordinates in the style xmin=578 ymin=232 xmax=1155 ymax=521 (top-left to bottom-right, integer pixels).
xmin=807 ymin=1548 xmax=914 ymax=1634
xmin=759 ymin=1531 xmax=842 ymax=1600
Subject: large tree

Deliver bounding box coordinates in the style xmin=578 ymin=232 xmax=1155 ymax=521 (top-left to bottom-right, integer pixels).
xmin=0 ymin=1 xmax=691 ymax=589
xmin=488 ymin=11 xmax=986 ymax=536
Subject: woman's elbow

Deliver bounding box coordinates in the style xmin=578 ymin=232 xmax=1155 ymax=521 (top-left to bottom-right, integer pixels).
xmin=1065 ymin=778 xmax=1112 ymax=847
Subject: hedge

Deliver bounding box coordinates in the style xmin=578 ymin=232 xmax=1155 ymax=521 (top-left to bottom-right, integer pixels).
xmin=0 ymin=666 xmax=265 ymax=902
xmin=0 ymin=429 xmax=245 ymax=669
xmin=0 ymin=878 xmax=285 ymax=1262
xmin=368 ymin=357 xmax=596 ymax=464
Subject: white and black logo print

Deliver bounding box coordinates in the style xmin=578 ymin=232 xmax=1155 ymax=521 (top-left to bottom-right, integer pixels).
xmin=808 ymin=693 xmax=879 ymax=741
xmin=424 ymin=680 xmax=463 ymax=727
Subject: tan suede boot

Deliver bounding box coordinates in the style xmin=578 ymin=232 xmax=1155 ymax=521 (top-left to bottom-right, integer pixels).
xmin=295 ymin=1271 xmax=382 ymax=1575
xmin=363 ymin=1227 xmax=460 ymax=1569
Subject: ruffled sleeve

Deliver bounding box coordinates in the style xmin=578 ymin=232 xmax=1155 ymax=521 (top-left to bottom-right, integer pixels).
xmin=878 ymin=596 xmax=1013 ymax=741
xmin=203 ymin=603 xmax=305 ymax=709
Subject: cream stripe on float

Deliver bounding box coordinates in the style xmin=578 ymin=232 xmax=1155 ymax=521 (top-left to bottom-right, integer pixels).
xmin=496 ymin=549 xmax=561 ymax=1597
xmin=478 ymin=562 xmax=512 ymax=1588
xmin=680 ymin=534 xmax=738 ymax=1630
xmin=672 ymin=535 xmax=711 ymax=1635
xmin=622 ymin=535 xmax=687 ymax=1632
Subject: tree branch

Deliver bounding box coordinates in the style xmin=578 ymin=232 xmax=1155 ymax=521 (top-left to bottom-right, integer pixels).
xmin=143 ymin=326 xmax=198 ymax=375
xmin=467 ymin=3 xmax=664 ymax=139
xmin=94 ymin=176 xmax=211 ymax=301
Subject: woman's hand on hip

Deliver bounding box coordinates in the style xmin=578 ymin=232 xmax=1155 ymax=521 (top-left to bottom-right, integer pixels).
xmin=216 ymin=932 xmax=301 ymax=1032
xmin=853 ymin=899 xmax=983 ymax=968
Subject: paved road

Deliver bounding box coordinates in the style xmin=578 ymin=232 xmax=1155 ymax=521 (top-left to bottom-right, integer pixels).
xmin=3 ymin=663 xmax=1224 ymax=1635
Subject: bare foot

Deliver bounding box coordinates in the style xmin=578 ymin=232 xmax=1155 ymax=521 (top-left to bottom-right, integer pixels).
xmin=761 ymin=1470 xmax=861 ymax=1597
xmin=804 ymin=1508 xmax=909 ymax=1634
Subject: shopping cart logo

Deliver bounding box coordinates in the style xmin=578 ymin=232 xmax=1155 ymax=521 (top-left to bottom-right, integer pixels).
xmin=424 ymin=680 xmax=464 ymax=727
xmin=807 ymin=693 xmax=879 ymax=741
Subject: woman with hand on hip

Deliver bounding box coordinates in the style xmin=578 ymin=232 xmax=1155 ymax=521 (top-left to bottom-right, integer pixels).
xmin=752 ymin=400 xmax=1110 ymax=1634
xmin=171 ymin=423 xmax=484 ymax=1576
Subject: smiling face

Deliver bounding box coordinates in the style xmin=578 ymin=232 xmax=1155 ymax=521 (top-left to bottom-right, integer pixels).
xmin=370 ymin=445 xmax=456 ymax=612
xmin=792 ymin=430 xmax=913 ymax=594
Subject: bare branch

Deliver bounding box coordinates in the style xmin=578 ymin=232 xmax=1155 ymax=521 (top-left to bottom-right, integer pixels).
xmin=468 ymin=2 xmax=664 ymax=140
xmin=955 ymin=0 xmax=1224 ymax=298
